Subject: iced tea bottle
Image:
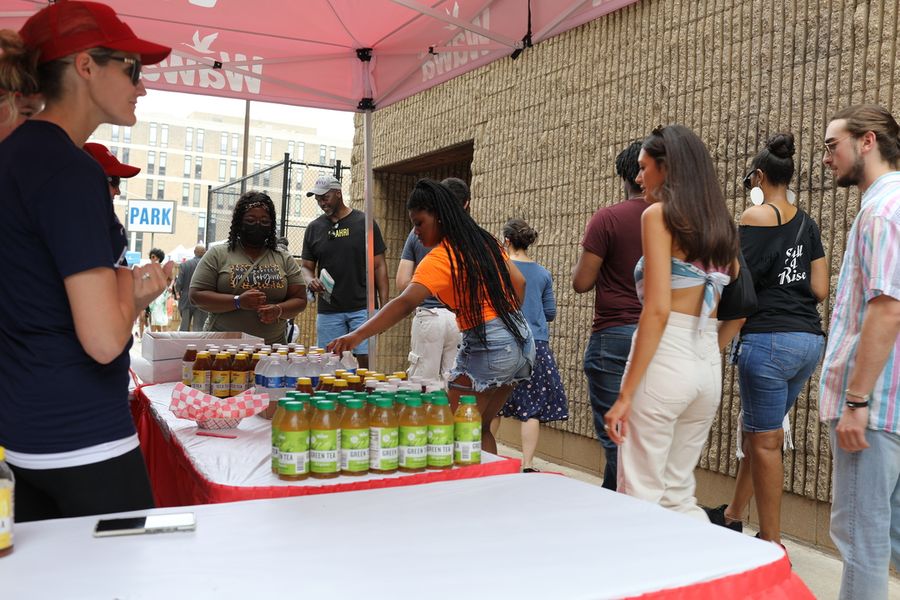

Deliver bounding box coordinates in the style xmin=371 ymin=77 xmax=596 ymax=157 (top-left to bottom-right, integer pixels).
xmin=317 ymin=375 xmax=335 ymax=393
xmin=334 ymin=369 xmax=347 ymax=380
xmin=399 ymin=396 xmax=427 ymax=473
xmin=191 ymin=351 xmax=212 ymax=394
xmin=277 ymin=400 xmax=309 ymax=481
xmin=270 ymin=398 xmax=290 ymax=474
xmin=332 ymin=378 xmax=349 ymax=397
xmin=346 ymin=374 xmax=364 ymax=392
xmin=230 ymin=352 xmax=251 ymax=396
xmin=211 ymin=353 xmax=232 ymax=398
xmin=0 ymin=446 xmax=13 ymax=558
xmin=369 ymin=398 xmax=399 ymax=474
xmin=181 ymin=344 xmax=198 ymax=386
xmin=340 ymin=399 xmax=369 ymax=476
xmin=427 ymin=394 xmax=455 ymax=470
xmin=296 ymin=377 xmax=315 ymax=395
xmin=454 ymin=395 xmax=482 ymax=465
xmin=309 ymin=400 xmax=339 ymax=479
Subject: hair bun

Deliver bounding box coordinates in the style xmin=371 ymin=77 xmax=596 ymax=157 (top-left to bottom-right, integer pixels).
xmin=766 ymin=133 xmax=795 ymax=159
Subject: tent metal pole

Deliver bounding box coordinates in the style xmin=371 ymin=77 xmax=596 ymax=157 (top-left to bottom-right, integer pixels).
xmin=363 ymin=108 xmax=376 ymax=369
xmin=241 ymin=100 xmax=250 ymax=194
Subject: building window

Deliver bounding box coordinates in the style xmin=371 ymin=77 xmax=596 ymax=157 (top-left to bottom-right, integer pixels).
xmin=287 ymin=141 xmax=294 ymax=158
xmin=147 ymin=151 xmax=155 ymax=175
xmin=196 ymin=128 xmax=204 ymax=152
xmin=328 ymin=146 xmax=336 ymax=166
xmin=160 ymin=124 xmax=169 ymax=147
xmin=123 ymin=127 xmax=132 ymax=144
xmin=231 ymin=133 xmax=239 ymax=156
xmin=157 ymin=181 xmax=165 ymax=199
xmin=119 ymin=178 xmax=128 ymax=200
xmin=297 ymin=142 xmax=305 ymax=160
xmin=182 ymin=183 xmax=190 ymax=206
xmin=218 ymin=159 xmax=226 ymax=182
xmin=193 ymin=184 xmax=201 ymax=208
xmin=158 ymin=152 xmax=167 ymax=176
xmin=133 ymin=231 xmax=144 ymax=255
xmin=220 ymin=132 xmax=228 ymax=154
xmin=254 ymin=136 xmax=261 ymax=159
xmin=195 ymin=156 xmax=203 ymax=179
xmin=149 ymin=123 xmax=158 ymax=146
xmin=216 ymin=193 xmax=224 ymax=209
xmin=230 ymin=160 xmax=237 ymax=179
xmin=252 ymin=163 xmax=260 ymax=186
xmin=184 ymin=156 xmax=191 ymax=177
xmin=263 ymin=170 xmax=270 ymax=187
xmin=110 ymin=145 xmax=118 ymax=157
xmin=264 ymin=137 xmax=272 ymax=160
xmin=111 ymin=125 xmax=120 ymax=142
xmin=145 ymin=179 xmax=153 ymax=199
xmin=122 ymin=147 xmax=130 ymax=164
xmin=319 ymin=145 xmax=327 ymax=163
xmin=198 ymin=215 xmax=206 ymax=244
xmin=185 ymin=127 xmax=193 ymax=150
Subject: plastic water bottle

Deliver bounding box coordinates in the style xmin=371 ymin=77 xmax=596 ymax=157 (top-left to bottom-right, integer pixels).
xmin=254 ymin=353 xmax=271 ymax=391
xmin=285 ymin=353 xmax=305 ymax=392
xmin=307 ymin=353 xmax=322 ymax=389
xmin=266 ymin=354 xmax=286 ymax=400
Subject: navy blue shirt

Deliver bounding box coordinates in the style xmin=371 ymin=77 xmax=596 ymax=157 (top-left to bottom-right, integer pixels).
xmin=0 ymin=121 xmax=134 ymax=454
xmin=512 ymin=260 xmax=556 ymax=342
xmin=400 ymin=230 xmax=444 ymax=309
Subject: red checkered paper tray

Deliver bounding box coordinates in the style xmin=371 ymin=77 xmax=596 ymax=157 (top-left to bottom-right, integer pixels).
xmin=169 ymin=383 xmax=269 ymax=425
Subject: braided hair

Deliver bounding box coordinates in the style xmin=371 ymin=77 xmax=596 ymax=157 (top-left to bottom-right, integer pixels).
xmin=227 ymin=191 xmax=278 ymax=252
xmin=407 ymin=179 xmax=526 ymax=346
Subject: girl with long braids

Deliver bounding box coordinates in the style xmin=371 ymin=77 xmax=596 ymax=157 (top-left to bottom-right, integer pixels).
xmin=190 ymin=191 xmax=307 ymax=344
xmin=329 ymin=179 xmax=535 ymax=453
xmin=604 ymin=125 xmax=744 ymax=520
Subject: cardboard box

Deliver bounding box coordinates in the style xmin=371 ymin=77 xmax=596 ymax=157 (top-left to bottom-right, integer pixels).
xmin=136 ymin=332 xmax=264 ymax=384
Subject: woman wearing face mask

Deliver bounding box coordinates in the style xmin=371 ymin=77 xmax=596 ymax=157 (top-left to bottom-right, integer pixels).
xmin=0 ymin=2 xmax=172 ymax=521
xmin=0 ymin=30 xmax=44 ymax=141
xmin=190 ymin=191 xmax=307 ymax=345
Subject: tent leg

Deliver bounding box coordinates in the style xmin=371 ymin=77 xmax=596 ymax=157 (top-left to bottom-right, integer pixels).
xmin=364 ymin=109 xmax=376 ymax=370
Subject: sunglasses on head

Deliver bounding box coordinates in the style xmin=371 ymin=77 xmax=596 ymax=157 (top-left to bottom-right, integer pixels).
xmin=106 ymin=56 xmax=142 ymax=86
xmin=107 ymin=176 xmax=121 ymax=188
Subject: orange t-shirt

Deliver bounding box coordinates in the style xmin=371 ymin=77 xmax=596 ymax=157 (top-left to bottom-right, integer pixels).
xmin=410 ymin=241 xmax=507 ymax=331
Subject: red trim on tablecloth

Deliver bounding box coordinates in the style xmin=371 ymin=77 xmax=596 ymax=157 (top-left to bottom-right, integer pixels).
xmin=628 ymin=555 xmax=811 ymax=599
xmin=134 ymin=387 xmax=521 ymax=507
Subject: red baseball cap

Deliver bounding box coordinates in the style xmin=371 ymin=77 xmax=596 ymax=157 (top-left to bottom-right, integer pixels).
xmin=19 ymin=1 xmax=171 ymax=65
xmin=84 ymin=142 xmax=141 ymax=178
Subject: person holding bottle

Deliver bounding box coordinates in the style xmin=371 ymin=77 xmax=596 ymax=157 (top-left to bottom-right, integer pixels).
xmin=190 ymin=191 xmax=307 ymax=345
xmin=329 ymin=179 xmax=534 ymax=455
xmin=492 ymin=219 xmax=568 ymax=472
xmin=0 ymin=1 xmax=172 ymax=521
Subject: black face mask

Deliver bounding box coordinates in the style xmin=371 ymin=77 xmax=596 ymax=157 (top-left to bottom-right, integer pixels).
xmin=239 ymin=223 xmax=269 ymax=247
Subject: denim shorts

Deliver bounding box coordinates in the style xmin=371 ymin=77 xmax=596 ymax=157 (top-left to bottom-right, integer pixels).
xmin=316 ymin=309 xmax=370 ymax=354
xmin=449 ymin=316 xmax=535 ymax=392
xmin=737 ymin=331 xmax=825 ymax=432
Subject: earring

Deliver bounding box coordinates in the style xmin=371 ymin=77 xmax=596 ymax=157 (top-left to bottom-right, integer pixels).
xmin=786 ymin=190 xmax=796 ymax=205
xmin=750 ymin=186 xmax=764 ymax=206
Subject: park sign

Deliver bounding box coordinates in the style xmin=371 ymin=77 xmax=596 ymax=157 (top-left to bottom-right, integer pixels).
xmin=127 ymin=200 xmax=176 ymax=234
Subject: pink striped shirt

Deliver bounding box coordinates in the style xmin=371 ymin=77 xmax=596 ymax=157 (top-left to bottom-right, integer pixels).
xmin=819 ymin=172 xmax=900 ymax=432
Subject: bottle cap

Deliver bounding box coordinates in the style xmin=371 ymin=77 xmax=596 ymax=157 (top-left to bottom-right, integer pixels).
xmin=186 ymin=344 xmax=197 ymax=349
xmin=460 ymin=395 xmax=477 ymax=405
xmin=251 ymin=353 xmax=262 ymax=359
xmin=296 ymin=393 xmax=312 ymax=402
xmin=298 ymin=377 xmax=312 ymax=385
xmin=277 ymin=398 xmax=291 ymax=407
xmin=317 ymin=400 xmax=336 ymax=411
xmin=286 ymin=391 xmax=301 ymax=400
xmin=405 ymin=397 xmax=422 ymax=407
xmin=375 ymin=398 xmax=393 ymax=409
xmin=431 ymin=395 xmax=449 ymax=406
xmin=284 ymin=401 xmax=303 ymax=412
xmin=332 ymin=379 xmax=348 ymax=388
xmin=346 ymin=398 xmax=364 ymax=409
xmin=347 ymin=375 xmax=361 ymax=383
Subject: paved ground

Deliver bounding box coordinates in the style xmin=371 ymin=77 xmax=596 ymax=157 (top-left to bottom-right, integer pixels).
xmin=497 ymin=443 xmax=900 ymax=600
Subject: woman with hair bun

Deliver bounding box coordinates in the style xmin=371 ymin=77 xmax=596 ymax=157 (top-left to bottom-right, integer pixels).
xmin=706 ymin=133 xmax=827 ymax=544
xmin=0 ymin=29 xmax=43 ymax=140
xmin=492 ymin=218 xmax=568 ymax=472
xmin=0 ymin=2 xmax=173 ymax=521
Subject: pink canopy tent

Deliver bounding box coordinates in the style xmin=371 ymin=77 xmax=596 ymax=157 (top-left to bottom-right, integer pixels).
xmin=0 ymin=0 xmax=638 ymax=362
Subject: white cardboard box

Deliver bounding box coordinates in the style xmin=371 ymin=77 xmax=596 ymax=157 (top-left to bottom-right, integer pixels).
xmin=135 ymin=332 xmax=264 ymax=384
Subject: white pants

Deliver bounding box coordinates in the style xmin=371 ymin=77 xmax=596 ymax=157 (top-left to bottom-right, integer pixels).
xmin=618 ymin=312 xmax=722 ymax=521
xmin=408 ymin=307 xmax=461 ymax=384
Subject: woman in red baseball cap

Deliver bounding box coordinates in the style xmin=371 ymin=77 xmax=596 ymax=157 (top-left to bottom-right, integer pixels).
xmin=0 ymin=2 xmax=172 ymax=522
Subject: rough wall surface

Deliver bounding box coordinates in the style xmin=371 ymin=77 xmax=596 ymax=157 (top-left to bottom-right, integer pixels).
xmin=350 ymin=0 xmax=894 ymax=502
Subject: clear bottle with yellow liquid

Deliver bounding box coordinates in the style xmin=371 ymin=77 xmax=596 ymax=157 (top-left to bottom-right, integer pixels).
xmin=454 ymin=395 xmax=482 ymax=465
xmin=369 ymin=398 xmax=398 ymax=473
xmin=211 ymin=352 xmax=232 ymax=398
xmin=277 ymin=400 xmax=309 ymax=481
xmin=309 ymin=399 xmax=339 ymax=479
xmin=340 ymin=398 xmax=369 ymax=476
xmin=230 ymin=352 xmax=251 ymax=396
xmin=191 ymin=351 xmax=212 ymax=394
xmin=271 ymin=398 xmax=291 ymax=474
xmin=0 ymin=446 xmax=13 ymax=558
xmin=399 ymin=396 xmax=427 ymax=473
xmin=427 ymin=394 xmax=454 ymax=470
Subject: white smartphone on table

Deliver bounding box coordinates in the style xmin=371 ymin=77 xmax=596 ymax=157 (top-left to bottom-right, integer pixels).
xmin=93 ymin=512 xmax=196 ymax=538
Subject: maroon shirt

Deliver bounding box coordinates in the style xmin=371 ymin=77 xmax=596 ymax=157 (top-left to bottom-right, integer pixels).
xmin=581 ymin=197 xmax=648 ymax=332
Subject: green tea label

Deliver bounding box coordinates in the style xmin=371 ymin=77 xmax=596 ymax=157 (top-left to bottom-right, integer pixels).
xmin=211 ymin=370 xmax=231 ymax=397
xmin=399 ymin=425 xmax=428 ymax=469
xmin=271 ymin=426 xmax=281 ymax=472
xmin=310 ymin=429 xmax=339 ymax=473
xmin=370 ymin=426 xmax=399 ymax=470
xmin=0 ymin=483 xmax=12 ymax=551
xmin=454 ymin=422 xmax=482 ymax=464
xmin=277 ymin=430 xmax=309 ymax=475
xmin=427 ymin=424 xmax=454 ymax=467
xmin=182 ymin=362 xmax=193 ymax=386
xmin=340 ymin=428 xmax=370 ymax=472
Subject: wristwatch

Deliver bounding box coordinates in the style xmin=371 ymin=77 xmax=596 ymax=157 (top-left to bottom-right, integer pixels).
xmin=233 ymin=295 xmax=241 ymax=310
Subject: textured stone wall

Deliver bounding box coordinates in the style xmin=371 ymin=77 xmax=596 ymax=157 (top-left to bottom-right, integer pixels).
xmin=350 ymin=0 xmax=895 ymax=502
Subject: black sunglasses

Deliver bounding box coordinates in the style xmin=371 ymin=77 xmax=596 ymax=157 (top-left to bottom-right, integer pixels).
xmin=742 ymin=170 xmax=756 ymax=191
xmin=107 ymin=56 xmax=142 ymax=86
xmin=107 ymin=176 xmax=121 ymax=188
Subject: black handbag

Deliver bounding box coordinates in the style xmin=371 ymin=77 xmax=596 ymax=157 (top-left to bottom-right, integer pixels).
xmin=717 ymin=250 xmax=757 ymax=320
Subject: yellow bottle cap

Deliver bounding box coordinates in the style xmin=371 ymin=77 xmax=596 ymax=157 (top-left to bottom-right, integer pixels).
xmin=0 ymin=446 xmax=4 ymax=461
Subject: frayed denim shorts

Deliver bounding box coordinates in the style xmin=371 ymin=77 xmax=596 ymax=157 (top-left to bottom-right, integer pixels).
xmin=449 ymin=315 xmax=535 ymax=392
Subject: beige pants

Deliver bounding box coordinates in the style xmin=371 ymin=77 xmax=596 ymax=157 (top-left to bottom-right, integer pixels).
xmin=618 ymin=312 xmax=721 ymax=521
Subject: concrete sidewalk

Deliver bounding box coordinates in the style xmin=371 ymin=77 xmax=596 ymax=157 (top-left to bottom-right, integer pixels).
xmin=497 ymin=443 xmax=900 ymax=600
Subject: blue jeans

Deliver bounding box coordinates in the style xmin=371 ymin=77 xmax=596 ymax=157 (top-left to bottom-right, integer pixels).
xmin=584 ymin=325 xmax=636 ymax=490
xmin=450 ymin=316 xmax=535 ymax=392
xmin=737 ymin=332 xmax=825 ymax=431
xmin=316 ymin=309 xmax=370 ymax=354
xmin=829 ymin=424 xmax=900 ymax=600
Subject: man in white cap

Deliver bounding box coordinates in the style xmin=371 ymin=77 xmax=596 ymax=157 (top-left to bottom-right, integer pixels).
xmin=300 ymin=175 xmax=389 ymax=368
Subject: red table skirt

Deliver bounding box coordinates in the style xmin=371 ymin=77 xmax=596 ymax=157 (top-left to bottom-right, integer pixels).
xmin=133 ymin=387 xmax=521 ymax=507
